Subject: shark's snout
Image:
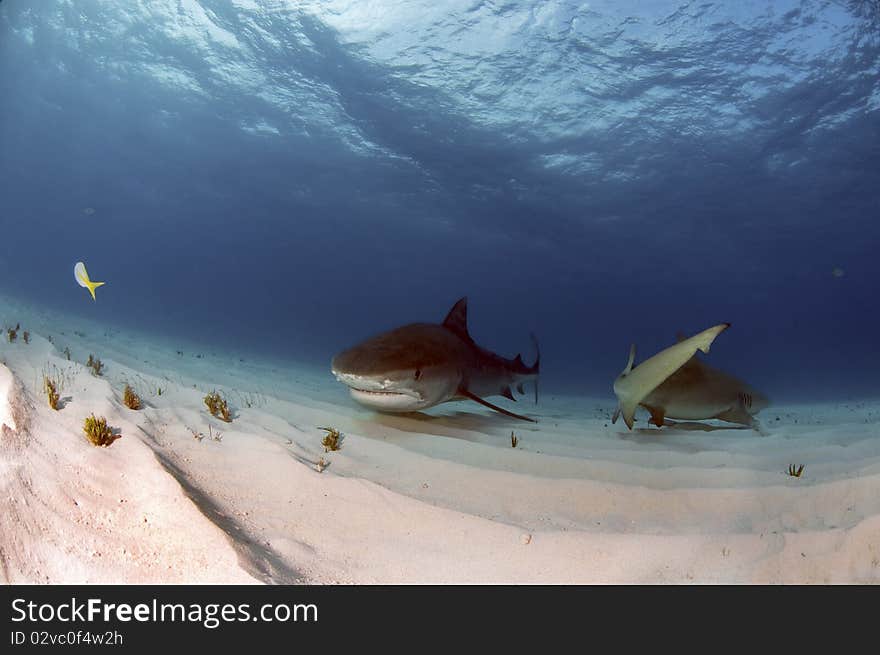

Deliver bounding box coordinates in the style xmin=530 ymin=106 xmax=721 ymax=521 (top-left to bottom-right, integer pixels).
xmin=331 ymin=368 xmax=429 ymax=412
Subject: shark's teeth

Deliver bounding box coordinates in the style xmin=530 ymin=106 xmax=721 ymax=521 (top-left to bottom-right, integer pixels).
xmin=355 ymin=390 xmax=407 ymax=396
xmin=348 ymin=386 xmax=422 ymax=401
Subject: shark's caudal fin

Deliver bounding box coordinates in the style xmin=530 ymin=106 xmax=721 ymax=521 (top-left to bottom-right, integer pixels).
xmin=613 ymin=324 xmax=730 ymax=430
xmin=529 ymin=332 xmax=540 ymax=403
xmin=610 ymin=345 xmax=634 ymax=425
xmin=458 ymin=387 xmax=537 ymax=422
xmin=512 ymin=333 xmax=540 ymax=402
xmin=505 ymin=340 xmax=542 ymax=407
xmin=74 ymin=261 xmax=106 ymax=302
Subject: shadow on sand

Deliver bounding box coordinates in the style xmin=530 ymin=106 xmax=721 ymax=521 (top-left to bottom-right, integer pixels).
xmin=351 ymin=408 xmax=541 ymax=443
xmin=616 ymin=420 xmax=753 ymax=446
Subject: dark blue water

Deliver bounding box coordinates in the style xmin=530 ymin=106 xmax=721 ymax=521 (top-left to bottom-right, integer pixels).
xmin=1 ymin=0 xmax=878 ymax=401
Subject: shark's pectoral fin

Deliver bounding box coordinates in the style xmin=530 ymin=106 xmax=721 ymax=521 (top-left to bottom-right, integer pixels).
xmin=715 ymin=407 xmax=756 ymax=428
xmin=458 ymin=387 xmax=536 ymax=422
xmin=716 ymin=396 xmax=759 ymax=429
xmin=646 ymin=405 xmax=666 ymax=427
xmin=611 ymin=401 xmax=638 ymax=429
xmin=619 ymin=401 xmax=637 ymax=430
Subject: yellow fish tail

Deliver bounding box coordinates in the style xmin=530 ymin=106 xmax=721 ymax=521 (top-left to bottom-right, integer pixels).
xmin=86 ymin=280 xmax=105 ymax=301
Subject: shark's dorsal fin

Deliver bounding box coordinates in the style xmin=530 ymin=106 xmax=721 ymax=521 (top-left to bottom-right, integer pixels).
xmin=502 ymin=386 xmax=516 ymax=401
xmin=623 ymin=344 xmax=636 ymax=375
xmin=442 ymin=297 xmax=472 ymax=342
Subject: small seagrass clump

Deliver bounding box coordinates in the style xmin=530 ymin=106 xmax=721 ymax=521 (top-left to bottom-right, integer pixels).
xmin=123 ymin=384 xmax=141 ymax=410
xmin=6 ymin=326 xmax=18 ymax=343
xmin=204 ymin=390 xmax=231 ymax=422
xmin=787 ymin=464 xmax=805 ymax=478
xmin=44 ymin=376 xmax=60 ymax=410
xmin=319 ymin=426 xmax=341 ymax=452
xmin=83 ymin=414 xmax=120 ymax=447
xmin=64 ymin=347 xmax=71 ymax=361
xmin=86 ymin=354 xmax=104 ymax=376
xmin=23 ymin=331 xmax=30 ymax=344
xmin=510 ymin=431 xmax=519 ymax=448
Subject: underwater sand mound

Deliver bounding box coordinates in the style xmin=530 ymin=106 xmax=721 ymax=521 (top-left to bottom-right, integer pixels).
xmin=0 ymin=363 xmax=19 ymax=434
xmin=1 ymin=295 xmax=878 ymax=583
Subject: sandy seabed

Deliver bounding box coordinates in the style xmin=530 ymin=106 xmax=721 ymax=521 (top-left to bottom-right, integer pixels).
xmin=1 ymin=294 xmax=879 ymax=584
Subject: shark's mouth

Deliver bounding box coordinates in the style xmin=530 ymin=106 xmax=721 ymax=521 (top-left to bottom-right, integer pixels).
xmin=349 ymin=387 xmax=420 ymax=400
xmin=347 ymin=387 xmax=424 ymax=411
xmin=332 ymin=371 xmax=425 ymax=411
xmin=349 ymin=388 xmax=413 ymax=397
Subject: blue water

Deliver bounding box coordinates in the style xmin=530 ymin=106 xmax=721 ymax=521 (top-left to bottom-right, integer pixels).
xmin=1 ymin=0 xmax=878 ymax=402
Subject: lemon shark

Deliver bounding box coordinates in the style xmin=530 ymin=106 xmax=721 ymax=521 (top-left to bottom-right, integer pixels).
xmin=612 ymin=323 xmax=768 ymax=431
xmin=331 ymin=297 xmax=540 ymax=421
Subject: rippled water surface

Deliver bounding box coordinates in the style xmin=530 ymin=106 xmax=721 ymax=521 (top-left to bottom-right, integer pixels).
xmin=1 ymin=0 xmax=878 ymax=400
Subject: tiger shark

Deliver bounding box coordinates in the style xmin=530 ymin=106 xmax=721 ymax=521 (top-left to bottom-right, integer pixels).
xmin=331 ymin=297 xmax=540 ymax=421
xmin=612 ymin=324 xmax=768 ymax=430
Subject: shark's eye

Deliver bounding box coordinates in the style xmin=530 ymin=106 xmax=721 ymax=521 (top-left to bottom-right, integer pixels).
xmin=414 ymin=368 xmax=422 ymax=381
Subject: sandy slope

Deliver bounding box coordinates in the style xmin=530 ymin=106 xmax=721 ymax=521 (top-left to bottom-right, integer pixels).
xmin=1 ymin=295 xmax=879 ymax=583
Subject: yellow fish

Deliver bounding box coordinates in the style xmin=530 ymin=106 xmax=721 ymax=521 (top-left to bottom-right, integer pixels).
xmin=74 ymin=261 xmax=106 ymax=301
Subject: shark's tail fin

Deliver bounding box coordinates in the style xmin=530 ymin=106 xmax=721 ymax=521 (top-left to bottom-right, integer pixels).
xmin=512 ymin=333 xmax=540 ymax=403
xmin=530 ymin=332 xmax=540 ymax=403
